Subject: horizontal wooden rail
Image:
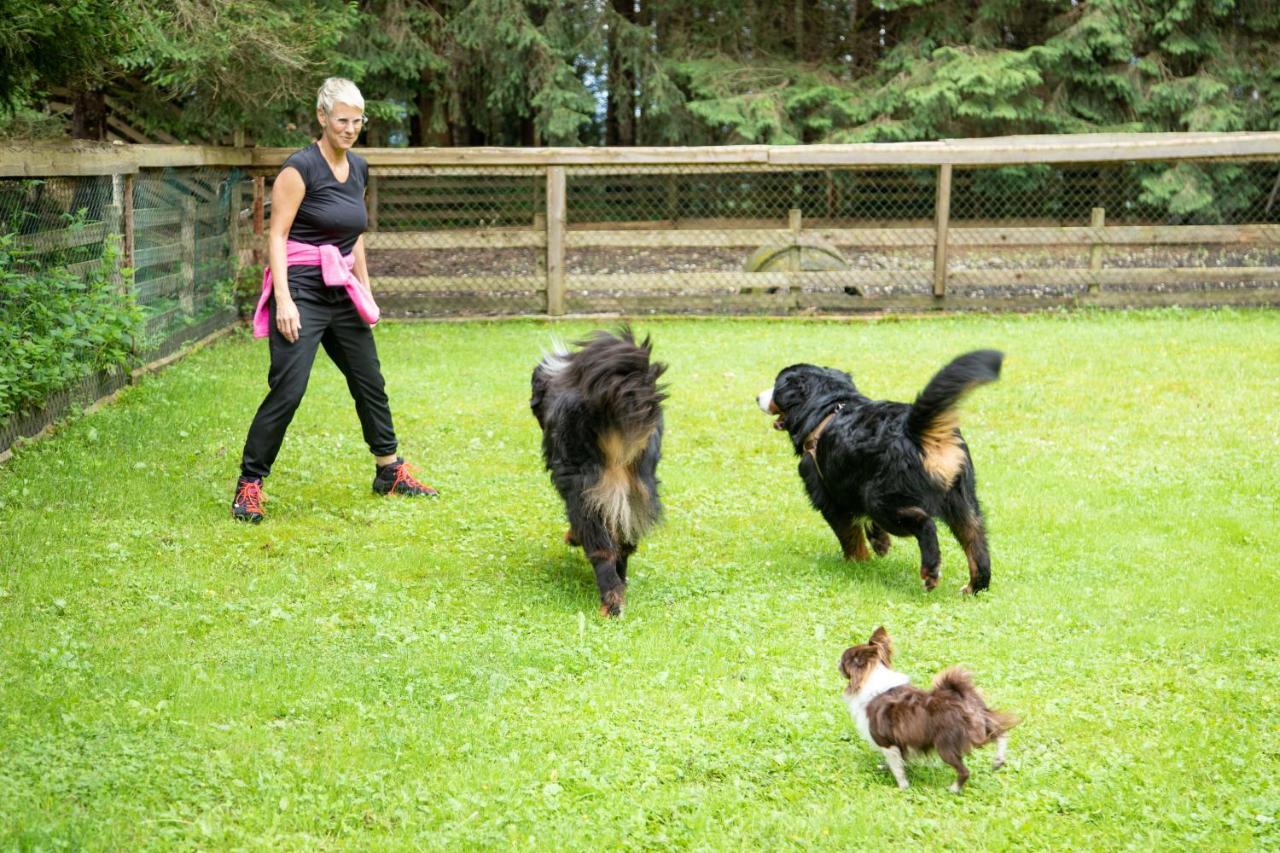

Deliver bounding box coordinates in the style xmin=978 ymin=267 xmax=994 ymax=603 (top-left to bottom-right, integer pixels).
xmin=361 ymin=222 xmax=1280 ymax=252
xmin=6 ymin=131 xmax=1280 ymax=176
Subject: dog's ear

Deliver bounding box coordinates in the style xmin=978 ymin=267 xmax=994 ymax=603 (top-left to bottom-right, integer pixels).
xmin=869 ymin=626 xmax=893 ymax=664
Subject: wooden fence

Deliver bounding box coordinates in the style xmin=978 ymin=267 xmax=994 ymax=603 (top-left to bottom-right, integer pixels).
xmin=4 ymin=133 xmax=1280 ymax=318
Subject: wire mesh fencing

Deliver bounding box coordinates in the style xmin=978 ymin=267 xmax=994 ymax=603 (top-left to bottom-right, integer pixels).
xmin=359 ymin=157 xmax=1280 ymax=316
xmin=4 ymin=141 xmax=1280 ymax=458
xmin=1 ymin=167 xmax=244 ymax=455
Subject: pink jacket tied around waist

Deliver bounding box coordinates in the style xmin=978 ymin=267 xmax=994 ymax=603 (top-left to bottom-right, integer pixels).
xmin=252 ymin=240 xmax=380 ymax=338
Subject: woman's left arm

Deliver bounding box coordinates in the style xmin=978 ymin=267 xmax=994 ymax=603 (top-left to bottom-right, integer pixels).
xmin=353 ymin=234 xmax=372 ymax=293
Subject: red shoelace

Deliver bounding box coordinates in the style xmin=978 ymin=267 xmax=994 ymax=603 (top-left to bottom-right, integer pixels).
xmin=392 ymin=462 xmax=437 ymax=495
xmin=235 ymin=480 xmax=264 ymax=513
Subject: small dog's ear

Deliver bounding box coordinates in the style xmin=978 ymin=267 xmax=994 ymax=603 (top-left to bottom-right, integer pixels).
xmin=869 ymin=626 xmax=893 ymax=663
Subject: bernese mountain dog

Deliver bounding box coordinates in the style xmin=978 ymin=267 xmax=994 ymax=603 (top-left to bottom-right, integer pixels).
xmin=531 ymin=327 xmax=667 ymax=617
xmin=757 ymin=350 xmax=1002 ymax=594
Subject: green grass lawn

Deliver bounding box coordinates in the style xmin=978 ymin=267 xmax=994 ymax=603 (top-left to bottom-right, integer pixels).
xmin=2 ymin=310 xmax=1279 ymax=849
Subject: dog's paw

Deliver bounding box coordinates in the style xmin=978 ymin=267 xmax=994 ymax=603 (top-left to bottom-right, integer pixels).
xmin=897 ymin=780 xmax=910 ymax=790
xmin=992 ymin=757 xmax=1005 ymax=771
xmin=960 ymin=583 xmax=973 ymax=596
xmin=599 ymin=588 xmax=625 ymax=618
xmin=948 ymin=782 xmax=963 ymax=794
xmin=922 ymin=576 xmax=939 ymax=592
xmin=872 ymin=537 xmax=892 ymax=557
xmin=564 ymin=528 xmax=581 ymax=546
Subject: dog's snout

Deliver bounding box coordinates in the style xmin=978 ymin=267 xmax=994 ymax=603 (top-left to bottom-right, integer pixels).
xmin=757 ymin=389 xmax=775 ymax=414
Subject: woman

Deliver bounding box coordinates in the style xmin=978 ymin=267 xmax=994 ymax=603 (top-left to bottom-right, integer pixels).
xmin=233 ymin=77 xmax=435 ymax=523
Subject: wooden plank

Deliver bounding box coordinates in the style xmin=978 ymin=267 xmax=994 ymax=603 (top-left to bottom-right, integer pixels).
xmin=137 ymin=271 xmax=184 ymax=300
xmin=133 ymin=207 xmax=186 ymax=228
xmin=66 ymin=258 xmax=104 ymax=278
xmin=253 ymin=146 xmax=774 ymax=168
xmin=5 ymin=132 xmax=1279 ymax=179
xmin=16 ymin=221 xmax=110 ymax=251
xmin=768 ymin=132 xmax=1280 ymax=167
xmin=546 ymin=167 xmax=566 ymax=316
xmin=134 ymin=241 xmax=183 ymax=270
xmin=949 ymin=223 xmax=1280 ymax=246
xmin=364 ymin=229 xmax=545 ymax=250
xmin=375 ymin=275 xmax=545 ymax=293
xmin=568 ymin=228 xmax=788 ymax=247
xmin=566 ymin=270 xmax=932 ymax=292
xmin=948 ymin=267 xmax=1280 ymax=287
xmin=934 ymin=164 xmax=952 ymax=297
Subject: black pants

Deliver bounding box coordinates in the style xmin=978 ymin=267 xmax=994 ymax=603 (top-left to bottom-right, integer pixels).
xmin=240 ymin=283 xmax=397 ymax=479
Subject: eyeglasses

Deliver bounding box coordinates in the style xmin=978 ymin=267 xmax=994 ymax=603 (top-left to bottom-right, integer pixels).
xmin=330 ymin=116 xmax=367 ymax=130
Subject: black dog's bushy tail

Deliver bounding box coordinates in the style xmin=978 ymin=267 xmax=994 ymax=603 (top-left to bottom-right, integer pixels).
xmin=906 ymin=350 xmax=1003 ymax=449
xmin=575 ymin=326 xmax=668 ymax=433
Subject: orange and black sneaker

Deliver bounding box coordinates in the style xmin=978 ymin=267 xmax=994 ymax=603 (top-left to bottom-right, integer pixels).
xmin=232 ymin=476 xmax=265 ymax=522
xmin=372 ymin=458 xmax=438 ymax=497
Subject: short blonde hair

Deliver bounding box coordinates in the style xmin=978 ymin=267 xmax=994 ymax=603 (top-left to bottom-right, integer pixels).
xmin=316 ymin=77 xmax=364 ymax=115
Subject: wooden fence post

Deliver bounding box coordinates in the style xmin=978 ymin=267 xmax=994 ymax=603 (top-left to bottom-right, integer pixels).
xmin=546 ymin=166 xmax=566 ymax=316
xmin=123 ymin=174 xmax=135 ymax=274
xmin=228 ymin=177 xmax=241 ymax=276
xmin=109 ymin=173 xmax=126 ymax=293
xmin=933 ymin=163 xmax=953 ymax=299
xmin=1089 ymin=206 xmax=1106 ymax=293
xmin=787 ymin=208 xmax=803 ymax=299
xmin=252 ymin=176 xmax=265 ymax=267
xmin=368 ymin=172 xmax=379 ymax=231
xmin=533 ymin=212 xmax=547 ymax=280
xmin=180 ymin=195 xmax=196 ymax=315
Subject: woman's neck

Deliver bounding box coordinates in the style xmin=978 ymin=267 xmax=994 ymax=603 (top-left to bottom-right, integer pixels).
xmin=317 ymin=136 xmax=347 ymax=167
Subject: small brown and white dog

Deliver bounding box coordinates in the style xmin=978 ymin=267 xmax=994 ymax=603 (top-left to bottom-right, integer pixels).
xmin=840 ymin=627 xmax=1017 ymax=792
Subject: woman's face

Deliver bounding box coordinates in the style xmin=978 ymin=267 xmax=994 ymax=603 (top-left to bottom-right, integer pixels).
xmin=318 ymin=100 xmax=364 ymax=151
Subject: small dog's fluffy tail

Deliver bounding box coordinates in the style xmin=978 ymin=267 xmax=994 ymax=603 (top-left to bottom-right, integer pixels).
xmin=932 ymin=666 xmax=1019 ymax=741
xmin=906 ymin=350 xmax=1002 ymax=485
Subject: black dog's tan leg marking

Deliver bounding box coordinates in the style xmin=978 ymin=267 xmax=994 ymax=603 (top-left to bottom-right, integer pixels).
xmin=564 ymin=527 xmax=581 ymax=546
xmin=824 ymin=509 xmax=868 ymax=561
xmin=950 ymin=515 xmax=991 ymax=595
xmin=867 ymin=522 xmax=892 ymax=557
xmin=587 ymin=548 xmax=626 ymax=617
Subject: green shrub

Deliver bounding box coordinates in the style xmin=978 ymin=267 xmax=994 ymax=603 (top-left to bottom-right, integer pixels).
xmin=0 ymin=233 xmax=142 ymax=421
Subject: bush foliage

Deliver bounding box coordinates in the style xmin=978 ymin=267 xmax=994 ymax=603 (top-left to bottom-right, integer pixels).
xmin=0 ymin=232 xmax=141 ymax=420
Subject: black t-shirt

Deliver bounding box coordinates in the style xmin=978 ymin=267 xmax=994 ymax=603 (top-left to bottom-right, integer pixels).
xmin=280 ymin=143 xmax=368 ymax=289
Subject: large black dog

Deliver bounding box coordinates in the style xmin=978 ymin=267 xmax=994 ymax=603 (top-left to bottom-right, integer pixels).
xmin=758 ymin=351 xmax=1002 ymax=594
xmin=531 ymin=328 xmax=667 ymax=616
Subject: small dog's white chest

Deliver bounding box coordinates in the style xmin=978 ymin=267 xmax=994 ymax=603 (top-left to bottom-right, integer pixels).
xmin=843 ymin=664 xmax=911 ymax=749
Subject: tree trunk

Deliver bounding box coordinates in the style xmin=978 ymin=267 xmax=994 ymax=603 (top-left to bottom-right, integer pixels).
xmin=606 ymin=0 xmax=639 ymax=146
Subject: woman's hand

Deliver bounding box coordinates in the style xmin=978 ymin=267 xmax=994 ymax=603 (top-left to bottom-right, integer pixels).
xmin=276 ymin=298 xmax=301 ymax=343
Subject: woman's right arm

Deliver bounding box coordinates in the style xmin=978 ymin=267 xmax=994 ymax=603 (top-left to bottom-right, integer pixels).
xmin=269 ymin=167 xmax=306 ymax=343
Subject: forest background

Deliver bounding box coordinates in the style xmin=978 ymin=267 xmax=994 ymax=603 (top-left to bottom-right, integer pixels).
xmin=1 ymin=0 xmax=1277 ymax=150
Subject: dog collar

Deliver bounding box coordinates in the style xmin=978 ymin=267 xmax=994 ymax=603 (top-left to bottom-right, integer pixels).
xmin=803 ymin=403 xmax=844 ymax=482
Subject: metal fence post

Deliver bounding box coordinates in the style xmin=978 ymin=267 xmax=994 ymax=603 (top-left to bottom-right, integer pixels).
xmin=546 ymin=166 xmax=566 ymax=316
xmin=933 ymin=163 xmax=953 ymax=299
